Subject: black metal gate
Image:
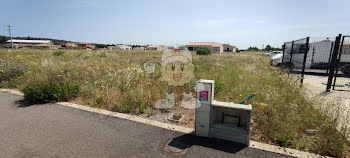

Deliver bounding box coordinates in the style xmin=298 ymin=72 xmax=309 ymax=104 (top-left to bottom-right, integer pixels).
xmin=327 ymin=35 xmax=350 ymax=91
xmin=281 ymin=37 xmax=338 ymax=84
xmin=280 ymin=34 xmax=349 ymax=92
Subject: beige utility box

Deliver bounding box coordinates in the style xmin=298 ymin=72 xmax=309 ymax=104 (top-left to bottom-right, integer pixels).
xmin=195 ymin=79 xmax=252 ymax=145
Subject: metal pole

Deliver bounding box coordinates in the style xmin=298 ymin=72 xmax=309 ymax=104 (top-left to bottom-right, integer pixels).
xmin=300 ymin=37 xmax=310 ymax=84
xmin=281 ymin=43 xmax=286 ymax=64
xmin=332 ymin=35 xmax=345 ymax=90
xmin=326 ymin=42 xmax=334 ymax=74
xmin=8 ymin=25 xmax=13 ymax=48
xmin=326 ymin=34 xmax=342 ymax=92
xmin=289 ymin=41 xmax=294 ymax=73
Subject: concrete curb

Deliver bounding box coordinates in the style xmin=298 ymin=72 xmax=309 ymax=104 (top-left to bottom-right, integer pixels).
xmin=249 ymin=141 xmax=328 ymax=158
xmin=57 ymin=102 xmax=194 ymax=134
xmin=0 ymin=89 xmax=329 ymax=158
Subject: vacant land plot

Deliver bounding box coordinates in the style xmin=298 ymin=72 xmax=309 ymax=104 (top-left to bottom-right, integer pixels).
xmin=0 ymin=49 xmax=349 ymax=157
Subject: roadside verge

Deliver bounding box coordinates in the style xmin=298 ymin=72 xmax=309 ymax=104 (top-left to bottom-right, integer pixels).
xmin=0 ymin=88 xmax=328 ymax=158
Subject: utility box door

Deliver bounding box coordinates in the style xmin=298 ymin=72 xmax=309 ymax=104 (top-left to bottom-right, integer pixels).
xmin=195 ymin=80 xmax=214 ymax=137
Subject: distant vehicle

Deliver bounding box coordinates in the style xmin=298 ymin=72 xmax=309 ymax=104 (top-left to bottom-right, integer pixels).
xmin=264 ymin=51 xmax=282 ymax=56
xmin=270 ymin=40 xmax=350 ymax=74
xmin=270 ymin=53 xmax=283 ymax=65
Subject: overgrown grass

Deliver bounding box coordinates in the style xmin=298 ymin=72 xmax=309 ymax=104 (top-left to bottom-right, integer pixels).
xmin=52 ymin=51 xmax=65 ymax=56
xmin=0 ymin=49 xmax=348 ymax=157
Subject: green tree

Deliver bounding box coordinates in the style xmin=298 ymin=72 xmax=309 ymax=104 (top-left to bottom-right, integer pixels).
xmin=247 ymin=46 xmax=259 ymax=51
xmin=265 ymin=45 xmax=272 ymax=50
xmin=0 ymin=36 xmax=7 ymax=44
xmin=264 ymin=45 xmax=281 ymax=51
xmin=95 ymin=44 xmax=107 ymax=48
xmin=196 ymin=46 xmax=211 ymax=55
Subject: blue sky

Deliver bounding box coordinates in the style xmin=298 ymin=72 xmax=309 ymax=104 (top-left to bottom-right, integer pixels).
xmin=1 ymin=0 xmax=350 ymax=49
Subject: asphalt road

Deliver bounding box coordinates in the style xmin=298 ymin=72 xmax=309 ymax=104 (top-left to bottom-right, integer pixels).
xmin=0 ymin=91 xmax=292 ymax=158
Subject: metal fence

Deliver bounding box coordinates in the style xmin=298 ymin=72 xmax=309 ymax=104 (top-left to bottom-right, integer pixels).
xmin=331 ymin=35 xmax=350 ymax=91
xmin=281 ymin=34 xmax=350 ymax=92
xmin=281 ymin=37 xmax=310 ymax=83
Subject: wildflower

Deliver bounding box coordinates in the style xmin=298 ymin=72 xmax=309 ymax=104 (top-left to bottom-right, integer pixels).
xmin=259 ymin=103 xmax=267 ymax=107
xmin=16 ymin=55 xmax=24 ymax=61
xmin=0 ymin=69 xmax=3 ymax=73
xmin=239 ymin=94 xmax=243 ymax=97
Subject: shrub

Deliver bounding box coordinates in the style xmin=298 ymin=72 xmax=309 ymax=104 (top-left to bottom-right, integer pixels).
xmin=22 ymin=82 xmax=80 ymax=103
xmin=0 ymin=62 xmax=26 ymax=87
xmin=196 ymin=46 xmax=211 ymax=55
xmin=53 ymin=51 xmax=65 ymax=56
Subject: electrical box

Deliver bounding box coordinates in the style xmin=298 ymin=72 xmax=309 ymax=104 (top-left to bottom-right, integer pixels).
xmin=195 ymin=80 xmax=252 ymax=145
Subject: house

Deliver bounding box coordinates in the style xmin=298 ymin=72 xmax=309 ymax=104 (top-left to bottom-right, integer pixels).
xmin=114 ymin=45 xmax=132 ymax=50
xmin=223 ymin=44 xmax=237 ymax=52
xmin=185 ymin=42 xmax=236 ymax=53
xmin=145 ymin=45 xmax=167 ymax=51
xmin=107 ymin=45 xmax=116 ymax=50
xmin=133 ymin=46 xmax=145 ymax=51
xmin=78 ymin=43 xmax=96 ymax=49
xmin=343 ymin=42 xmax=350 ymax=54
xmin=62 ymin=43 xmax=78 ymax=48
xmin=5 ymin=39 xmax=53 ymax=48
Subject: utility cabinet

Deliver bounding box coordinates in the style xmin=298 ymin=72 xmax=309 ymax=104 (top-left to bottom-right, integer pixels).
xmin=195 ymin=79 xmax=252 ymax=145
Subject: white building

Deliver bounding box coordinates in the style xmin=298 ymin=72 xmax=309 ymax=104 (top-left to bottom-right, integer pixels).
xmin=6 ymin=39 xmax=53 ymax=45
xmin=133 ymin=46 xmax=145 ymax=51
xmin=5 ymin=39 xmax=59 ymax=49
xmin=114 ymin=45 xmax=132 ymax=50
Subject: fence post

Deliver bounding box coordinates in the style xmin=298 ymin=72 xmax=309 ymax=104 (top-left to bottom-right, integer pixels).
xmin=282 ymin=43 xmax=286 ymax=64
xmin=300 ymin=37 xmax=310 ymax=84
xmin=332 ymin=35 xmax=345 ymax=90
xmin=326 ymin=34 xmax=342 ymax=92
xmin=289 ymin=41 xmax=294 ymax=73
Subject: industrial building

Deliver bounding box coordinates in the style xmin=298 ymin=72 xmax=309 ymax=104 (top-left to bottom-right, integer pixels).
xmin=5 ymin=39 xmax=61 ymax=49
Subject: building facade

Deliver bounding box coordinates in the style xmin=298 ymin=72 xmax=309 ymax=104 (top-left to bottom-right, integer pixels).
xmin=145 ymin=45 xmax=167 ymax=51
xmin=107 ymin=46 xmax=116 ymax=50
xmin=78 ymin=43 xmax=96 ymax=49
xmin=5 ymin=39 xmax=60 ymax=49
xmin=114 ymin=45 xmax=132 ymax=50
xmin=185 ymin=42 xmax=236 ymax=53
xmin=33 ymin=43 xmax=61 ymax=49
xmin=133 ymin=47 xmax=145 ymax=51
xmin=62 ymin=43 xmax=78 ymax=48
